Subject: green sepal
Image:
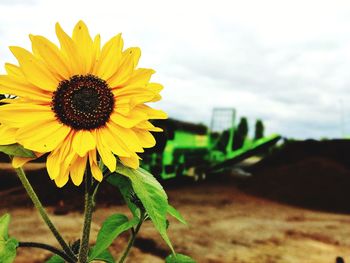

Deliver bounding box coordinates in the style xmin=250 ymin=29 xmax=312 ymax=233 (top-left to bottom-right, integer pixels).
xmin=0 ymin=144 xmax=35 ymax=158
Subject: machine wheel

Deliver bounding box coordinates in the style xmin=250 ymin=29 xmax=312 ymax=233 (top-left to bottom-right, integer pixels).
xmin=193 ymin=174 xmax=200 ymax=182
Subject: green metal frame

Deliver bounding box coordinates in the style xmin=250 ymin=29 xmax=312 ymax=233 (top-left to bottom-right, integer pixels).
xmin=142 ymin=108 xmax=280 ymax=180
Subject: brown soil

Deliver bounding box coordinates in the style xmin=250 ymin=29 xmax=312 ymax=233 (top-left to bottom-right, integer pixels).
xmin=245 ymin=140 xmax=350 ymax=213
xmin=1 ymin=175 xmax=350 ymax=263
xmin=2 ymin=139 xmax=350 ymax=262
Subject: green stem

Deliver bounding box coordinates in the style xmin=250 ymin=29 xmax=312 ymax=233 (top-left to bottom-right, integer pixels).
xmin=78 ymin=166 xmax=94 ymax=263
xmin=118 ymin=214 xmax=145 ymax=263
xmin=14 ymin=166 xmax=77 ymax=261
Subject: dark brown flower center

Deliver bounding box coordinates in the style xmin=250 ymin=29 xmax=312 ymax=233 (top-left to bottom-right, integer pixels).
xmin=52 ymin=75 xmax=115 ymax=130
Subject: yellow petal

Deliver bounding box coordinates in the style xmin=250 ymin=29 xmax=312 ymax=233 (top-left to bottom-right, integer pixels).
xmin=5 ymin=63 xmax=24 ymax=78
xmin=121 ymin=68 xmax=155 ymax=87
xmin=10 ymin=46 xmax=59 ymax=91
xmin=107 ymin=122 xmax=143 ymax=152
xmin=72 ymin=130 xmax=96 ymax=157
xmin=0 ymin=75 xmax=51 ymax=102
xmin=54 ymin=168 xmax=69 ymax=187
xmin=114 ymin=86 xmax=161 ymax=106
xmin=91 ymin=34 xmax=101 ymax=70
xmin=95 ymin=130 xmax=116 ymax=172
xmin=120 ymin=154 xmax=140 ymax=169
xmin=135 ymin=121 xmax=163 ymax=132
xmin=12 ymin=157 xmax=31 ymax=168
xmin=134 ymin=129 xmax=156 ymax=148
xmin=60 ymin=135 xmax=78 ymax=172
xmin=0 ymin=125 xmax=16 ymax=145
xmin=94 ymin=34 xmax=123 ymax=79
xmin=136 ymin=105 xmax=168 ymax=119
xmin=46 ymin=133 xmax=77 ymax=181
xmin=114 ymin=97 xmax=131 ymax=115
xmin=0 ymin=103 xmax=54 ymax=127
xmin=30 ymin=35 xmax=70 ymax=80
xmin=16 ymin=119 xmax=70 ymax=152
xmin=148 ymin=82 xmax=164 ymax=93
xmin=88 ymin=150 xmax=103 ymax=181
xmin=55 ymin=22 xmax=83 ymax=75
xmin=72 ymin=21 xmax=94 ymax=74
xmin=109 ymin=111 xmax=146 ymax=128
xmin=70 ymin=155 xmax=87 ymax=186
xmin=107 ymin=47 xmax=140 ymax=88
xmin=12 ymin=152 xmax=42 ymax=168
xmin=46 ymin=149 xmax=62 ymax=180
xmin=97 ymin=127 xmax=131 ymax=157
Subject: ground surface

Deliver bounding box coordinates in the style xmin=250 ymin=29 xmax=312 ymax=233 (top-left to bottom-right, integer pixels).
xmin=2 ymin=175 xmax=350 ymax=263
xmin=2 ymin=140 xmax=350 ymax=263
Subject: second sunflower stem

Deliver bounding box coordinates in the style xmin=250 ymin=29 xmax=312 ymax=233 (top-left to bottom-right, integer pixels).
xmin=78 ymin=166 xmax=94 ymax=263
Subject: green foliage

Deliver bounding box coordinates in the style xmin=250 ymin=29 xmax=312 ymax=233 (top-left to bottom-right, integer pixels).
xmin=0 ymin=144 xmax=36 ymax=158
xmin=254 ymin=119 xmax=264 ymax=140
xmin=111 ymin=164 xmax=175 ymax=253
xmin=167 ymin=205 xmax=187 ymax=225
xmin=107 ymin=175 xmax=139 ymax=218
xmin=92 ymin=249 xmax=115 ymax=263
xmin=165 ymin=253 xmax=196 ymax=263
xmin=0 ymin=238 xmax=18 ymax=263
xmin=233 ymin=117 xmax=249 ymax=150
xmin=89 ymin=214 xmax=137 ymax=261
xmin=0 ymin=214 xmax=18 ymax=263
xmin=0 ymin=214 xmax=10 ymax=239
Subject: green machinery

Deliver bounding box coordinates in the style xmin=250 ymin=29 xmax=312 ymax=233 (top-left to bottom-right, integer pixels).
xmin=141 ymin=108 xmax=280 ymax=180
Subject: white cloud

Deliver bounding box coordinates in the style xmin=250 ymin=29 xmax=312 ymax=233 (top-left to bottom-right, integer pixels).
xmin=0 ymin=0 xmax=349 ymax=138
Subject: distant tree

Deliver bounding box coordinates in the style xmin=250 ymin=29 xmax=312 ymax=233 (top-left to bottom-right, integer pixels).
xmin=238 ymin=117 xmax=248 ymax=137
xmin=233 ymin=117 xmax=249 ymax=150
xmin=254 ymin=119 xmax=264 ymax=140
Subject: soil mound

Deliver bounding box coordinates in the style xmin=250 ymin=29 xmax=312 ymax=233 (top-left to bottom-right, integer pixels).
xmin=245 ymin=139 xmax=350 ymax=213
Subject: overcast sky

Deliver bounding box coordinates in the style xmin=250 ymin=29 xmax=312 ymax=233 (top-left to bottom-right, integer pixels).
xmin=0 ymin=0 xmax=350 ymax=138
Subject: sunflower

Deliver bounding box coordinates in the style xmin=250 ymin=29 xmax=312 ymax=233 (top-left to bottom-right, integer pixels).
xmin=0 ymin=21 xmax=166 ymax=187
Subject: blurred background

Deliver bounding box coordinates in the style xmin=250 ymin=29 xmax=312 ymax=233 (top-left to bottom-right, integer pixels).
xmin=1 ymin=0 xmax=350 ymax=262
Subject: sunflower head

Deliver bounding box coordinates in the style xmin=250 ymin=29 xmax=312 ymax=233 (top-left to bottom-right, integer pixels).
xmin=0 ymin=20 xmax=167 ymax=187
xmin=52 ymin=74 xmax=115 ymax=130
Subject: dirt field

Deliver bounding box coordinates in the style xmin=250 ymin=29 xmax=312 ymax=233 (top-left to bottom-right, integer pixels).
xmin=2 ymin=140 xmax=350 ymax=263
xmin=2 ymin=174 xmax=350 ymax=263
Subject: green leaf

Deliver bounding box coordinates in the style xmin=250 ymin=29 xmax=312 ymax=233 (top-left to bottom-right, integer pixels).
xmin=0 ymin=238 xmax=18 ymax=263
xmin=0 ymin=214 xmax=18 ymax=263
xmin=93 ymin=249 xmax=115 ymax=263
xmin=0 ymin=214 xmax=10 ymax=240
xmin=45 ymin=254 xmax=64 ymax=263
xmin=115 ymin=164 xmax=175 ymax=254
xmin=0 ymin=144 xmax=35 ymax=158
xmin=167 ymin=205 xmax=187 ymax=225
xmin=165 ymin=253 xmax=196 ymax=263
xmin=89 ymin=214 xmax=138 ymax=261
xmin=107 ymin=175 xmax=139 ymax=218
